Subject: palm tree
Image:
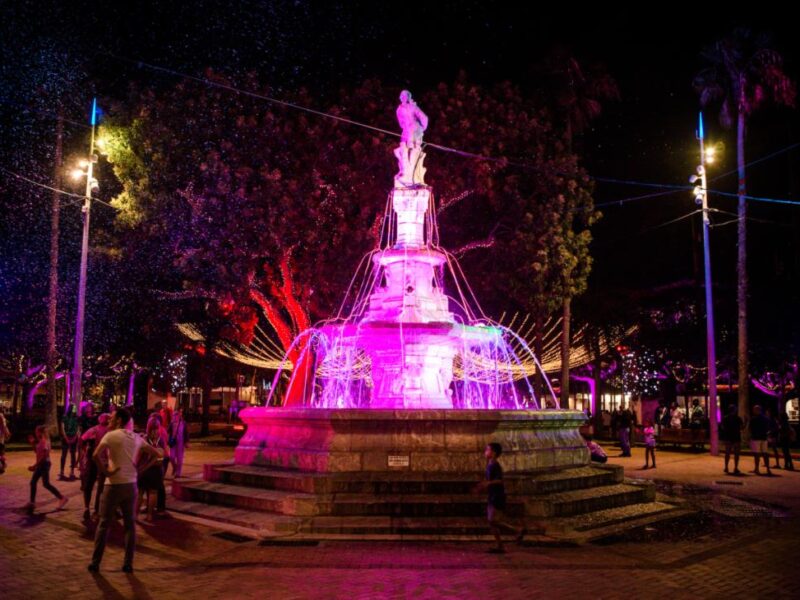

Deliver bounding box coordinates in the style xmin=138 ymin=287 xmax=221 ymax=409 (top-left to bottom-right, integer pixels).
xmin=694 ymin=28 xmax=796 ymax=419
xmin=540 ymin=48 xmax=619 ymax=407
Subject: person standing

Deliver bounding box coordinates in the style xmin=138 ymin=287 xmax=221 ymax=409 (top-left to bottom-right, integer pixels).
xmin=765 ymin=409 xmax=782 ymax=469
xmin=618 ymin=405 xmax=632 ymax=457
xmin=137 ymin=417 xmax=169 ymax=522
xmin=168 ymin=409 xmax=189 ymax=477
xmin=642 ymin=419 xmax=657 ymax=469
xmin=79 ymin=401 xmax=96 ymax=432
xmin=654 ymin=404 xmax=666 ymax=437
xmin=749 ymin=405 xmax=772 ymax=476
xmin=669 ymin=402 xmax=684 ymax=429
xmin=721 ymin=404 xmax=744 ymax=475
xmin=778 ymin=412 xmax=795 ymax=471
xmin=0 ymin=410 xmax=10 ymax=474
xmin=59 ymin=404 xmax=80 ymax=480
xmin=79 ymin=413 xmax=110 ymax=519
xmin=146 ymin=414 xmax=170 ymax=512
xmin=88 ymin=407 xmax=162 ymax=574
xmin=25 ymin=425 xmax=68 ymax=514
xmin=159 ymin=402 xmax=173 ymax=431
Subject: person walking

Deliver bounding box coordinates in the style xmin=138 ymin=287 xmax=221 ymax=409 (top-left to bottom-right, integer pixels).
xmin=25 ymin=425 xmax=68 ymax=514
xmin=88 ymin=407 xmax=162 ymax=574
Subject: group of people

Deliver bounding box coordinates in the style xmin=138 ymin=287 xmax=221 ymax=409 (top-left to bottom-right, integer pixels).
xmin=720 ymin=404 xmax=795 ymax=476
xmin=607 ymin=400 xmax=796 ymax=476
xmin=17 ymin=401 xmax=190 ymax=573
xmin=653 ymin=399 xmax=707 ymax=434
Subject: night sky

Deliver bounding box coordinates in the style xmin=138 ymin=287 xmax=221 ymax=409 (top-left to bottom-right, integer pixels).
xmin=1 ymin=1 xmax=798 ymax=361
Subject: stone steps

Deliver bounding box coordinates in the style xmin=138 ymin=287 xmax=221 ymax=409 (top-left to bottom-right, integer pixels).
xmin=511 ymin=465 xmax=622 ymax=495
xmin=172 ymin=479 xmax=320 ymax=516
xmin=175 ymin=474 xmax=651 ymax=520
xmin=169 ymin=464 xmax=686 ymax=543
xmin=206 ymin=464 xmax=329 ymax=494
xmin=322 ymin=492 xmax=525 ymax=517
xmin=169 ymin=497 xmax=690 ymax=543
xmin=525 ymin=482 xmax=656 ymax=518
xmin=298 ymin=515 xmax=542 ymax=536
xmin=204 ymin=463 xmax=622 ymax=496
xmin=547 ymin=502 xmax=694 ymax=543
xmin=169 ymin=498 xmax=303 ymax=533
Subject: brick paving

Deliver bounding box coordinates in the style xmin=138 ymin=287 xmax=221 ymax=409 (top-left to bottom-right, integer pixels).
xmin=2 ymin=444 xmax=799 ymax=599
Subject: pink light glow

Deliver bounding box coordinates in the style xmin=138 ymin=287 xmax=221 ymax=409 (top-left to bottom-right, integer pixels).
xmin=265 ymin=185 xmax=555 ymax=410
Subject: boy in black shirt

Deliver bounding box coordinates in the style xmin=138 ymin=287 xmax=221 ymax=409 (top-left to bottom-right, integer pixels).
xmin=476 ymin=442 xmax=526 ymax=553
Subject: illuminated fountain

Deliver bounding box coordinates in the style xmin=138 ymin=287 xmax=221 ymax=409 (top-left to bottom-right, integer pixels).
xmin=231 ymin=90 xmax=586 ymax=474
xmin=276 ymin=158 xmax=549 ymax=411
xmin=173 ymin=92 xmax=670 ymax=539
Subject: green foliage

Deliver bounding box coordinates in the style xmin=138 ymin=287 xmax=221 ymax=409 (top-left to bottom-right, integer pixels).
xmin=102 ymin=74 xmax=599 ymax=349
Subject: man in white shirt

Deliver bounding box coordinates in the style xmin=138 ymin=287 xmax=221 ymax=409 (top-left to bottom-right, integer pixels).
xmin=88 ymin=407 xmax=162 ymax=573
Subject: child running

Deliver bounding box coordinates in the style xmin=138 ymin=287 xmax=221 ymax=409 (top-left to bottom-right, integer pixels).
xmin=476 ymin=442 xmax=526 ymax=553
xmin=25 ymin=425 xmax=68 ymax=514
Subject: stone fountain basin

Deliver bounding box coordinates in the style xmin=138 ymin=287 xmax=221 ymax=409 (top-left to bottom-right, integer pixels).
xmin=235 ymin=407 xmax=589 ymax=474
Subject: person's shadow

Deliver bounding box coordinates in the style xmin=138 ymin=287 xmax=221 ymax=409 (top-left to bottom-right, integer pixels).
xmin=89 ymin=573 xmax=128 ymax=600
xmin=89 ymin=572 xmax=155 ymax=600
xmin=18 ymin=511 xmax=46 ymax=528
xmin=126 ymin=573 xmax=155 ymax=600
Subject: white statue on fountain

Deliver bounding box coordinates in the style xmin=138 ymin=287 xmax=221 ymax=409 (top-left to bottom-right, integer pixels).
xmin=394 ymin=90 xmax=428 ymax=188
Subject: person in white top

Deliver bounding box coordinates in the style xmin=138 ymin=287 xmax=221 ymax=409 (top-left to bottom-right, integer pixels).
xmin=88 ymin=407 xmax=162 ymax=574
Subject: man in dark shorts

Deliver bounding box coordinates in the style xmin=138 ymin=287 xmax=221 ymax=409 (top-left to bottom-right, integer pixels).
xmin=476 ymin=443 xmax=525 ymax=553
xmin=721 ymin=404 xmax=743 ymax=475
xmin=749 ymin=405 xmax=772 ymax=476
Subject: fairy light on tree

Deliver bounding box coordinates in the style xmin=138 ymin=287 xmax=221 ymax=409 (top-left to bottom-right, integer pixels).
xmin=609 ymin=346 xmax=661 ymax=398
xmin=153 ymin=354 xmax=187 ymax=394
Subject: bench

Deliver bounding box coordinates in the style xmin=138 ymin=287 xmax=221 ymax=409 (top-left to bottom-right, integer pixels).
xmin=642 ymin=427 xmax=707 ymax=448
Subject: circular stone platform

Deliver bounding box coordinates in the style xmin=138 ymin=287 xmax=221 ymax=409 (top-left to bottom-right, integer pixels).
xmin=235 ymin=407 xmax=590 ymax=474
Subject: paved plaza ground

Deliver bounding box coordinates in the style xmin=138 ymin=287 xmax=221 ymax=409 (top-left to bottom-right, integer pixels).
xmin=2 ymin=442 xmax=799 ymax=599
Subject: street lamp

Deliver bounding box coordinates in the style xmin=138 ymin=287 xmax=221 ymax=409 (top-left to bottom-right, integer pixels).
xmin=68 ymin=98 xmax=100 ymax=411
xmin=692 ymin=112 xmax=720 ymax=456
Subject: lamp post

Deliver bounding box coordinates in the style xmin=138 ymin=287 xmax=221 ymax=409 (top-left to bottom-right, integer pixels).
xmin=69 ymin=98 xmax=100 ymax=410
xmin=691 ymin=112 xmax=719 ymax=456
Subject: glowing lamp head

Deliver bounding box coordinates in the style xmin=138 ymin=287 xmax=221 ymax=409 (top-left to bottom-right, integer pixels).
xmin=70 ymin=168 xmax=85 ymax=181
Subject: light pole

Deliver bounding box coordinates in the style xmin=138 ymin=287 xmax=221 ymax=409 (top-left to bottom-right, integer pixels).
xmin=69 ymin=98 xmax=100 ymax=410
xmin=691 ymin=112 xmax=719 ymax=456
